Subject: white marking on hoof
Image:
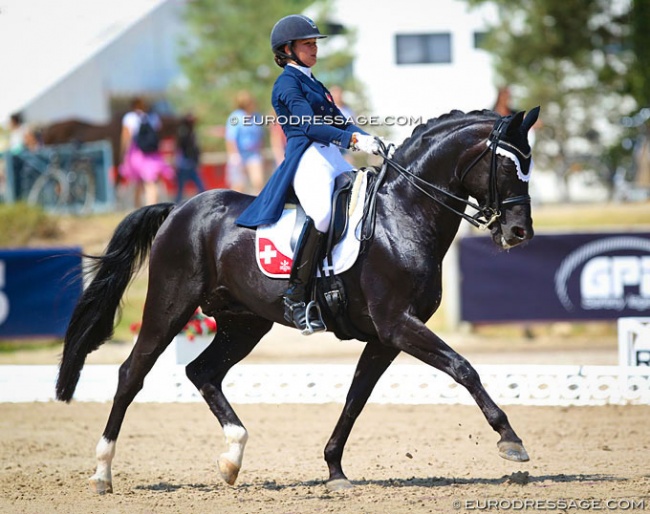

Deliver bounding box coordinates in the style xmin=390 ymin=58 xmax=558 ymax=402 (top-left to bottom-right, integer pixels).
xmin=218 ymin=424 xmax=248 ymax=486
xmin=326 ymin=478 xmax=354 ymax=491
xmin=90 ymin=436 xmax=115 ymax=493
xmin=498 ymin=441 xmax=530 ymax=462
xmin=89 ymin=476 xmax=113 ymax=494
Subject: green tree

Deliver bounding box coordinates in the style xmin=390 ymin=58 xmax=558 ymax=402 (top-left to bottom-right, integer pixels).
xmin=465 ymin=0 xmax=636 ymax=176
xmin=171 ymin=0 xmax=357 ymax=150
xmin=629 ymin=0 xmax=650 ymax=107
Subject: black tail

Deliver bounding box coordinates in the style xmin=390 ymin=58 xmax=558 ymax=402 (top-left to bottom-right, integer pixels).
xmin=55 ymin=203 xmax=175 ymax=402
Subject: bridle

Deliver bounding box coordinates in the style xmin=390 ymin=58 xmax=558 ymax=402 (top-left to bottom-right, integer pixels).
xmin=375 ymin=115 xmax=531 ymax=230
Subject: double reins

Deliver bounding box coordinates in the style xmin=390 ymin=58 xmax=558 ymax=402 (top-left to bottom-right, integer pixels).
xmin=374 ymin=116 xmax=530 ymax=230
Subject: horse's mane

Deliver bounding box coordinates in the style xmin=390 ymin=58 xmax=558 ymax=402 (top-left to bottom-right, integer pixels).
xmin=394 ymin=109 xmax=499 ymax=158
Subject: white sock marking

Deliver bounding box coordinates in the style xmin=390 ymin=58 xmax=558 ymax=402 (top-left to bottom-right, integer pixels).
xmin=222 ymin=424 xmax=248 ymax=467
xmin=91 ymin=436 xmax=115 ymax=483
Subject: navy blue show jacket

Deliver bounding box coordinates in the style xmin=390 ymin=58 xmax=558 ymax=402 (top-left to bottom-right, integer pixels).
xmin=236 ymin=65 xmax=367 ymax=228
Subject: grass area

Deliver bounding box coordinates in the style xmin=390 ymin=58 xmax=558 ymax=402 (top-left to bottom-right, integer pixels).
xmin=0 ymin=339 xmax=61 ymax=353
xmin=531 ymin=201 xmax=650 ymax=231
xmin=0 ymin=203 xmax=60 ymax=246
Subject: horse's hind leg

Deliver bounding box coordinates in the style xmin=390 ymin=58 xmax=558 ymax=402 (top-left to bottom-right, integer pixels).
xmin=185 ymin=312 xmax=273 ymax=486
xmin=89 ymin=287 xmax=199 ymax=493
xmin=324 ymin=343 xmax=400 ymax=491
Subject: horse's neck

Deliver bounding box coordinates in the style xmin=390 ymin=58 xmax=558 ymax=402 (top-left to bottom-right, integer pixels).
xmin=379 ymin=156 xmax=466 ymax=257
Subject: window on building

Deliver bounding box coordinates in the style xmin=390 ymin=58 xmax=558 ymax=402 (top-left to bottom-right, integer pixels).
xmin=395 ymin=33 xmax=452 ymax=64
xmin=474 ymin=31 xmax=488 ymax=50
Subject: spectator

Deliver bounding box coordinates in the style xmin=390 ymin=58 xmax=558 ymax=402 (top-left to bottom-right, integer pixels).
xmin=269 ymin=112 xmax=287 ymax=167
xmin=119 ymin=97 xmax=174 ymax=207
xmin=8 ymin=112 xmax=32 ymax=154
xmin=330 ymin=85 xmax=357 ymax=163
xmin=6 ymin=112 xmax=38 ymax=199
xmin=174 ymin=113 xmax=205 ymax=203
xmin=330 ymin=85 xmax=356 ymax=123
xmin=225 ymin=90 xmax=265 ymax=194
xmin=492 ymin=85 xmax=541 ymax=147
xmin=493 ymin=86 xmax=515 ymax=116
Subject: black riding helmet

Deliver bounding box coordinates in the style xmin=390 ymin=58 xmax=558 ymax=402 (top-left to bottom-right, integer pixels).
xmin=270 ymin=14 xmax=327 ymax=67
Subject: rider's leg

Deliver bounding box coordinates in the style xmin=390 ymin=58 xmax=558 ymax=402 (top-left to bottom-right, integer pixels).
xmin=283 ymin=217 xmax=326 ymax=331
xmin=286 ymin=144 xmax=353 ymax=333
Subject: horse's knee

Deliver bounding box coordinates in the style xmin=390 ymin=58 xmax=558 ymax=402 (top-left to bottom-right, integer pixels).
xmin=453 ymin=358 xmax=480 ymax=384
xmin=185 ymin=361 xmax=221 ymax=389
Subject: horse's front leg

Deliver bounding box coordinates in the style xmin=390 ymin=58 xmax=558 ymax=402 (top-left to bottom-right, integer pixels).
xmin=185 ymin=314 xmax=273 ymax=486
xmin=384 ymin=313 xmax=529 ymax=462
xmin=324 ymin=343 xmax=400 ymax=491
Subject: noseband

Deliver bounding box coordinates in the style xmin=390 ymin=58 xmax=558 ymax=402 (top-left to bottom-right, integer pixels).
xmin=377 ymin=115 xmax=531 ymax=230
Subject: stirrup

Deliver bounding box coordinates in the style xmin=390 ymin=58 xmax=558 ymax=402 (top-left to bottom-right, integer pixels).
xmin=302 ymin=300 xmax=326 ymax=336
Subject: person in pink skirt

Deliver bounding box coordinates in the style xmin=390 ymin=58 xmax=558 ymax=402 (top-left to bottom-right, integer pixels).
xmin=119 ymin=97 xmax=174 ymax=207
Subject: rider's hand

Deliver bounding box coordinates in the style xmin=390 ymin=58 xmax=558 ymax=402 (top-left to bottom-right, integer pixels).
xmin=350 ymin=133 xmax=381 ymax=155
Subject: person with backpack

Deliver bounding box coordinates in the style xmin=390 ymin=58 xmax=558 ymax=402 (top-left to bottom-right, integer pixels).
xmin=174 ymin=113 xmax=205 ymax=202
xmin=119 ymin=97 xmax=174 ymax=207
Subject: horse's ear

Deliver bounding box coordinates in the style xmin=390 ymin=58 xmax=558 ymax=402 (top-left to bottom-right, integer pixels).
xmin=505 ymin=111 xmax=525 ymax=135
xmin=521 ymin=106 xmax=540 ymax=133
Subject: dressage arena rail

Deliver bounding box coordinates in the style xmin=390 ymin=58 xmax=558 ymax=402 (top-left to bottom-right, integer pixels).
xmin=1 ymin=362 xmax=649 ymax=406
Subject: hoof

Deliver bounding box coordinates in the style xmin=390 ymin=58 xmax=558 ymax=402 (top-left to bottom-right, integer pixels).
xmin=326 ymin=478 xmax=354 ymax=492
xmin=218 ymin=456 xmax=240 ymax=486
xmin=89 ymin=477 xmax=113 ymax=494
xmin=498 ymin=441 xmax=530 ymax=462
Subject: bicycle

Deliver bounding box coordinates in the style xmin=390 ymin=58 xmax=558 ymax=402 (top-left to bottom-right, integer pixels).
xmin=9 ymin=143 xmax=96 ymax=214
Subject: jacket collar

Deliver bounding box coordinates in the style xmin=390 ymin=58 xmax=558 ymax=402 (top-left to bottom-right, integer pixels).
xmin=284 ymin=64 xmax=326 ymax=97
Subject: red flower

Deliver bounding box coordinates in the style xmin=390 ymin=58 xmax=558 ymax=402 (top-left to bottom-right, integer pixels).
xmin=130 ymin=308 xmax=218 ymax=340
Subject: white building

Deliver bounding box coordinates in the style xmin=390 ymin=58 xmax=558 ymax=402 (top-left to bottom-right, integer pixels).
xmin=329 ymin=0 xmax=500 ymax=142
xmin=0 ymin=0 xmax=185 ymax=127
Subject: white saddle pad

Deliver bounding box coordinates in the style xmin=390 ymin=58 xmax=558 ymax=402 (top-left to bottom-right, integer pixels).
xmin=255 ymin=171 xmax=368 ymax=278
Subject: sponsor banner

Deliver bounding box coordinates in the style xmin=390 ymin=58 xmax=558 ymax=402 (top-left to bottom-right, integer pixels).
xmin=459 ymin=233 xmax=650 ymax=323
xmin=0 ymin=247 xmax=82 ymax=338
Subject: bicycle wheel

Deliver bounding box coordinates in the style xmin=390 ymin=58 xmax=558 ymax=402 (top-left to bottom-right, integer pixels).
xmin=66 ymin=159 xmax=96 ymax=214
xmin=27 ymin=167 xmax=69 ymax=211
xmin=559 ymin=157 xmax=612 ymax=203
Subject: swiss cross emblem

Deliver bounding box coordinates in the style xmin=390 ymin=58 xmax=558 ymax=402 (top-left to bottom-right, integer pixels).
xmin=257 ymin=238 xmax=293 ymax=277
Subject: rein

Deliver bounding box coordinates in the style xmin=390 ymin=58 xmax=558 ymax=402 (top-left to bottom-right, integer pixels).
xmin=375 ymin=116 xmax=530 ymax=230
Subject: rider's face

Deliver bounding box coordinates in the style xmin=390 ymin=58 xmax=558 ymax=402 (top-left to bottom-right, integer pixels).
xmin=289 ymin=38 xmax=318 ymax=68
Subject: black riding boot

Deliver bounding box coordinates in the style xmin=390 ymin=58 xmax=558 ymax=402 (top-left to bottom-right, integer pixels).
xmin=283 ymin=217 xmax=327 ymax=334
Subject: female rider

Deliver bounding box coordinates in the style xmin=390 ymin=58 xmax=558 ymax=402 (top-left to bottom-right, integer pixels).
xmin=236 ymin=14 xmax=380 ymax=334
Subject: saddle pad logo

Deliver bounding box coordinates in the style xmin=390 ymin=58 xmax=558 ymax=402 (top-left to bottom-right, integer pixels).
xmin=256 ymin=238 xmax=293 ymax=277
xmin=255 ymin=171 xmax=369 ymax=279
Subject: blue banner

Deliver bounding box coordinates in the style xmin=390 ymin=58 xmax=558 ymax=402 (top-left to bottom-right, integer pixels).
xmin=0 ymin=247 xmax=82 ymax=338
xmin=459 ymin=232 xmax=650 ymax=323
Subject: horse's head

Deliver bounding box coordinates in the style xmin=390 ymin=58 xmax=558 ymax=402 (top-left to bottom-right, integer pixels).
xmin=458 ymin=107 xmax=540 ymax=249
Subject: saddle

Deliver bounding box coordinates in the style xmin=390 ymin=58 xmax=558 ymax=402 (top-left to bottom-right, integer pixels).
xmin=290 ymin=171 xmax=362 ymax=261
xmin=290 ymin=168 xmax=381 ymax=341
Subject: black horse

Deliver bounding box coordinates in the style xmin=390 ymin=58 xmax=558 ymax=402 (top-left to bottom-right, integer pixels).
xmin=56 ymin=107 xmax=540 ymax=493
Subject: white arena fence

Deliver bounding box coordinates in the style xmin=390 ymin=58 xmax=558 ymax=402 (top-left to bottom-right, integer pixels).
xmin=1 ymin=362 xmax=649 ymax=406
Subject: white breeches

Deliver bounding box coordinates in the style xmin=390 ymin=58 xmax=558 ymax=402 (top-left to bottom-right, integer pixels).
xmin=292 ymin=142 xmax=354 ymax=233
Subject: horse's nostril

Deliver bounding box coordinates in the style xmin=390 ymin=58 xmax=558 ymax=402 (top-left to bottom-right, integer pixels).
xmin=513 ymin=226 xmax=526 ymax=240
